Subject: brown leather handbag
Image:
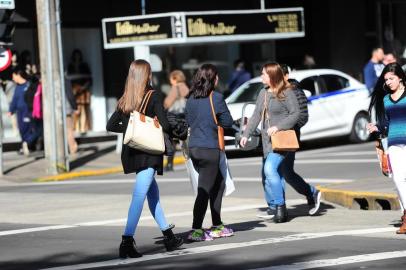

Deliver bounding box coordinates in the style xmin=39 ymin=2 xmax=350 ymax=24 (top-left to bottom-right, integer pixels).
xmin=209 ymin=92 xmax=225 ymax=151
xmin=271 ymin=130 xmax=299 ymax=151
xmin=263 ymin=91 xmax=299 ymax=152
xmin=375 ymin=138 xmax=391 ymax=177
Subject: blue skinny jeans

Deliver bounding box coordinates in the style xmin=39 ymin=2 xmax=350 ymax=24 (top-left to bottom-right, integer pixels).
xmin=262 ymin=152 xmax=316 ymax=208
xmin=123 ymin=167 xmax=170 ymax=236
xmin=263 ymin=152 xmax=286 ymax=206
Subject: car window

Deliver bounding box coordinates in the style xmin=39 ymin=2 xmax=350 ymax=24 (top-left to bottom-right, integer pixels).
xmin=320 ymin=75 xmax=350 ymax=92
xmin=299 ymin=76 xmax=318 ymax=96
xmin=227 ymin=82 xmax=264 ymax=104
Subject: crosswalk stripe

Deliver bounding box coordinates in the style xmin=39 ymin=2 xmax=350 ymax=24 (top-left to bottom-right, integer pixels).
xmin=39 ymin=227 xmax=396 ymax=270
xmin=252 ymin=250 xmax=406 ymax=270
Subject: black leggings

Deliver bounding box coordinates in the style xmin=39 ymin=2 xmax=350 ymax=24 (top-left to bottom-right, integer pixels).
xmin=189 ymin=147 xmax=225 ymax=229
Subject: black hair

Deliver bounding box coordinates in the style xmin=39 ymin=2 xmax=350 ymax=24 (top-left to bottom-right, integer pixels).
xmin=280 ymin=64 xmax=289 ymax=75
xmin=71 ymin=49 xmax=83 ymax=62
xmin=369 ymin=62 xmax=406 ymax=125
xmin=189 ymin=63 xmax=218 ymax=98
xmin=233 ymin=59 xmax=245 ymax=69
xmin=11 ymin=66 xmax=30 ymax=81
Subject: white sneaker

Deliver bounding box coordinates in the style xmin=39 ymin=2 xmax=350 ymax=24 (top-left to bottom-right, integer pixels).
xmin=309 ymin=190 xmax=321 ymax=216
xmin=256 ymin=208 xmax=276 ymax=219
xmin=22 ymin=142 xmax=30 ymax=156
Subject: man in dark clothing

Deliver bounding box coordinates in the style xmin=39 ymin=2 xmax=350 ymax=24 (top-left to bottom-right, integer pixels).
xmin=258 ymin=64 xmax=321 ymax=219
xmin=363 ymin=47 xmax=384 ymax=92
xmin=227 ymin=59 xmax=251 ymax=94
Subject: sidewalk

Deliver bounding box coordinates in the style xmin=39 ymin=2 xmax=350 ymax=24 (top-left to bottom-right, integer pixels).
xmin=0 ymin=135 xmax=185 ymax=183
xmin=0 ymin=137 xmax=400 ymax=211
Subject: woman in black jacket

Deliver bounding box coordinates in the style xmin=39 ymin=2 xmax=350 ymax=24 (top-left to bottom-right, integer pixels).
xmin=106 ymin=60 xmax=183 ymax=258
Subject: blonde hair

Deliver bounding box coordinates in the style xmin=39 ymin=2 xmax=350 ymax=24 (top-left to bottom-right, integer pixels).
xmin=262 ymin=62 xmax=291 ymax=100
xmin=169 ymin=70 xmax=186 ymax=83
xmin=117 ymin=60 xmax=151 ymax=114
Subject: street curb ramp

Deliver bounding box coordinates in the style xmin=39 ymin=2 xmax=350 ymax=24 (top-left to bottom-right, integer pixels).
xmin=318 ymin=186 xmax=400 ymax=211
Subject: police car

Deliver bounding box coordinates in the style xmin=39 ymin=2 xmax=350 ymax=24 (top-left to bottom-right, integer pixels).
xmin=225 ymin=69 xmax=371 ymax=151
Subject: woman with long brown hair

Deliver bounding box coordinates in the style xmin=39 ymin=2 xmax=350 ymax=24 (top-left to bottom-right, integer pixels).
xmin=240 ymin=62 xmax=300 ymax=223
xmin=107 ymin=60 xmax=183 ymax=258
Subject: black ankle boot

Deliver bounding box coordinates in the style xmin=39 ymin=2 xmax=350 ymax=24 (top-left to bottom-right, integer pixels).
xmin=273 ymin=204 xmax=288 ymax=223
xmin=162 ymin=225 xmax=183 ymax=251
xmin=119 ymin=235 xmax=142 ymax=258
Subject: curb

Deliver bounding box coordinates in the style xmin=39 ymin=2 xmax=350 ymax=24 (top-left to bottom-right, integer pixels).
xmin=35 ymin=156 xmax=186 ymax=182
xmin=318 ymin=186 xmax=400 ymax=211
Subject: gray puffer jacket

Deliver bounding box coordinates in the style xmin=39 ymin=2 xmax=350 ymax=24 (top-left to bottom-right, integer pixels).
xmin=243 ymin=88 xmax=300 ymax=157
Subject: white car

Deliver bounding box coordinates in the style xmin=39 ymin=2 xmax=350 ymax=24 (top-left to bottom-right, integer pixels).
xmin=225 ymin=69 xmax=371 ymax=151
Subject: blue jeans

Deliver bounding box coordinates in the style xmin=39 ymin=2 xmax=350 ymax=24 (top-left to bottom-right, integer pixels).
xmin=124 ymin=168 xmax=170 ymax=236
xmin=263 ymin=152 xmax=285 ymax=206
xmin=262 ymin=152 xmax=316 ymax=208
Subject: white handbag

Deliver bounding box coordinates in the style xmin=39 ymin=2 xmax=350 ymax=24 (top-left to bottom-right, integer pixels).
xmin=123 ymin=90 xmax=165 ymax=154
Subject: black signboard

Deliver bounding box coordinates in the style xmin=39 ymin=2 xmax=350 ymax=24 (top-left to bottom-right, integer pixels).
xmin=103 ymin=14 xmax=184 ymax=48
xmin=102 ymin=8 xmax=304 ymax=49
xmin=186 ymin=10 xmax=303 ymax=38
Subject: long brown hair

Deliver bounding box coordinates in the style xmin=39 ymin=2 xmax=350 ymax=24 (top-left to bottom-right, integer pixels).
xmin=263 ymin=62 xmax=291 ymax=100
xmin=117 ymin=60 xmax=152 ymax=114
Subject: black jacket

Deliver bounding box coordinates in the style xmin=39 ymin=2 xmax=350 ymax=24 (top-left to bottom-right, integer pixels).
xmin=106 ymin=90 xmax=171 ymax=175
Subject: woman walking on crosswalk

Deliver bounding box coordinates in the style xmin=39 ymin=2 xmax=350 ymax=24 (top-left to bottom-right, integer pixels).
xmin=367 ymin=62 xmax=406 ymax=234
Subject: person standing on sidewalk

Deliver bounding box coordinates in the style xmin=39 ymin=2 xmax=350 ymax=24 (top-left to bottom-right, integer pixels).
xmin=257 ymin=64 xmax=321 ymax=219
xmin=7 ymin=67 xmax=34 ymax=156
xmin=240 ymin=62 xmax=300 ymax=223
xmin=363 ymin=47 xmax=385 ymax=92
xmin=367 ymin=62 xmax=406 ymax=234
xmin=185 ymin=64 xmax=234 ymax=241
xmin=106 ymin=60 xmax=183 ymax=258
xmin=164 ymin=70 xmax=189 ymax=171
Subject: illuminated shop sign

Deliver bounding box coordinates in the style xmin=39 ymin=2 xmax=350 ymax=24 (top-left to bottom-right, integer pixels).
xmin=102 ymin=8 xmax=304 ymax=49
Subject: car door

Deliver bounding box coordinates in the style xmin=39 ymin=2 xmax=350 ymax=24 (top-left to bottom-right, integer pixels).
xmin=298 ymin=75 xmax=326 ymax=137
xmin=316 ymin=74 xmax=351 ymax=130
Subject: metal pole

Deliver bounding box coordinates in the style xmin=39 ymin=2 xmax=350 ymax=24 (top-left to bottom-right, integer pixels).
xmin=55 ymin=0 xmax=69 ymax=171
xmin=260 ymin=0 xmax=265 ymax=10
xmin=36 ymin=0 xmax=68 ymax=174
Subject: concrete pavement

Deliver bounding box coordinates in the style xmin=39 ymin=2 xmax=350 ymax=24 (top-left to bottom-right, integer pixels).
xmin=0 ymin=139 xmax=400 ymax=211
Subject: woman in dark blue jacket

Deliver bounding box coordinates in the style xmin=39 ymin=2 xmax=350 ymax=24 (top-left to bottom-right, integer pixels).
xmin=185 ymin=64 xmax=234 ymax=241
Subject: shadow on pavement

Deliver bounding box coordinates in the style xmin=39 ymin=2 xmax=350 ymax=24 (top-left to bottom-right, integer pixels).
xmin=2 ymin=155 xmax=44 ymax=174
xmin=69 ymin=145 xmax=116 ymax=170
xmin=287 ymin=202 xmax=335 ymax=221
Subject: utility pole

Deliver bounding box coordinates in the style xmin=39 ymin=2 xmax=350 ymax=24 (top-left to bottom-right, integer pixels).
xmin=36 ymin=0 xmax=68 ymax=174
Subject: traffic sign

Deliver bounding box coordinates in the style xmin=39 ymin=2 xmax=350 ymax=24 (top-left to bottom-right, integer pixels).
xmin=0 ymin=47 xmax=11 ymax=71
xmin=0 ymin=0 xmax=14 ymax=9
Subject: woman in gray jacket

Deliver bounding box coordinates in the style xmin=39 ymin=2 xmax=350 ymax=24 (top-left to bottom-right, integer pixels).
xmin=240 ymin=62 xmax=299 ymax=223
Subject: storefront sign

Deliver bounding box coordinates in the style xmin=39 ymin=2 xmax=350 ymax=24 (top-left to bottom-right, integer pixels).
xmin=102 ymin=13 xmax=185 ymax=49
xmin=102 ymin=8 xmax=304 ymax=49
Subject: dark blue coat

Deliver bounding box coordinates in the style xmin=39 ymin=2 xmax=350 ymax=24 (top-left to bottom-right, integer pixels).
xmin=186 ymin=91 xmax=233 ymax=149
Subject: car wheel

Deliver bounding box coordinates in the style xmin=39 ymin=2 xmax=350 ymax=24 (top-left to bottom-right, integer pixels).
xmin=349 ymin=113 xmax=370 ymax=143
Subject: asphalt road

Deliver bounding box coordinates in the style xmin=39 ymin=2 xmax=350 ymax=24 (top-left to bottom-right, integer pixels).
xmin=1 ymin=141 xmax=405 ymax=270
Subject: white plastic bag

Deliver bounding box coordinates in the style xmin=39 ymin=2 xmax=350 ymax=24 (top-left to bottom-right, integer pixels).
xmin=186 ymin=151 xmax=235 ymax=196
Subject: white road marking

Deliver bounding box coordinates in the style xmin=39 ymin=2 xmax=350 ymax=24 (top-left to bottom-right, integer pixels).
xmin=232 ymin=159 xmax=378 ymax=166
xmin=297 ymin=151 xmax=377 ymax=157
xmin=252 ymin=250 xmax=406 ymax=270
xmin=0 ymin=178 xmax=353 ymax=186
xmin=0 ymin=203 xmax=268 ymax=236
xmin=39 ymin=227 xmax=396 ymax=270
